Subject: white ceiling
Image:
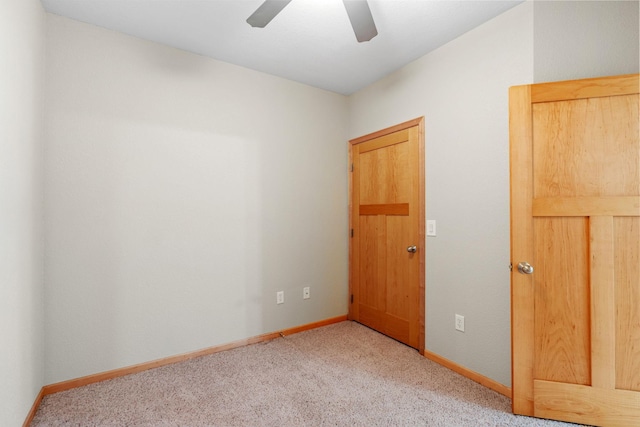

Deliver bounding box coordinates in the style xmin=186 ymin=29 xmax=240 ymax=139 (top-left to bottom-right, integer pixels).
xmin=40 ymin=0 xmax=524 ymax=95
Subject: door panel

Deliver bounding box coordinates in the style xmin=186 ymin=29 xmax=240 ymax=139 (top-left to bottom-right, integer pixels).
xmin=359 ymin=132 xmax=412 ymax=205
xmin=532 ymin=95 xmax=639 ymax=198
xmin=386 ymin=215 xmax=411 ymax=318
xmin=510 ymin=74 xmax=640 ymax=426
xmin=359 ymin=215 xmax=385 ymax=311
xmin=533 ymin=217 xmax=590 ymax=386
xmin=615 ymin=216 xmax=640 ymax=392
xmin=349 ymin=118 xmax=424 ymax=350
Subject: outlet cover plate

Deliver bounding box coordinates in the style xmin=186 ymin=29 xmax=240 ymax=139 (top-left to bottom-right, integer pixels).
xmin=276 ymin=291 xmax=284 ymax=304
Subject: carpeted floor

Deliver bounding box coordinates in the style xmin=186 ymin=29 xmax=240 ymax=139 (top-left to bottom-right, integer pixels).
xmin=32 ymin=321 xmax=583 ymax=426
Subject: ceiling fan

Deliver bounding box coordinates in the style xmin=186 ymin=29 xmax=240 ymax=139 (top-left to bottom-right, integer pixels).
xmin=246 ymin=0 xmax=378 ymax=43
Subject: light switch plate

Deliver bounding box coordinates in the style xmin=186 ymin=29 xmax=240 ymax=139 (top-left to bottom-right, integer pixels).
xmin=427 ymin=220 xmax=436 ymax=236
xmin=455 ymin=314 xmax=465 ymax=332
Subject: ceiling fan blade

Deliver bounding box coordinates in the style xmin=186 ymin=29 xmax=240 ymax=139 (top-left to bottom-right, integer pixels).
xmin=343 ymin=0 xmax=378 ymax=42
xmin=247 ymin=0 xmax=293 ymax=28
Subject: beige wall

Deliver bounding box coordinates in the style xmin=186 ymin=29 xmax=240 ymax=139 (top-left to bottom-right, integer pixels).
xmin=0 ymin=0 xmax=46 ymax=424
xmin=534 ymin=0 xmax=639 ymax=83
xmin=44 ymin=15 xmax=349 ymax=384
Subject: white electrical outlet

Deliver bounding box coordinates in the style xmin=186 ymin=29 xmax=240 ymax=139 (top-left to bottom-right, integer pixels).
xmin=303 ymin=287 xmax=310 ymax=299
xmin=455 ymin=314 xmax=465 ymax=332
xmin=276 ymin=291 xmax=284 ymax=304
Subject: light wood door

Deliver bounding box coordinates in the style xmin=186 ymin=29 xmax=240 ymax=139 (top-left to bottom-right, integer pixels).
xmin=349 ymin=118 xmax=425 ymax=351
xmin=510 ymin=74 xmax=640 ymax=426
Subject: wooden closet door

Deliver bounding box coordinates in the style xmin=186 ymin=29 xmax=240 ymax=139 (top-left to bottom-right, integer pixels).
xmin=349 ymin=118 xmax=425 ymax=350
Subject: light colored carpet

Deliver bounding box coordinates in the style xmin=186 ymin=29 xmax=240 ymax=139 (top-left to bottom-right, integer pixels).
xmin=32 ymin=321 xmax=582 ymax=426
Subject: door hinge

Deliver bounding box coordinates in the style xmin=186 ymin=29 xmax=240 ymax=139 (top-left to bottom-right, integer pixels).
xmin=350 ymin=228 xmax=354 ymax=238
xmin=351 ymin=163 xmax=354 ymax=172
xmin=351 ymin=294 xmax=354 ymax=304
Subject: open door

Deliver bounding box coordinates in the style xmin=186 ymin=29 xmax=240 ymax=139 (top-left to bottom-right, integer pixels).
xmin=510 ymin=74 xmax=640 ymax=426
